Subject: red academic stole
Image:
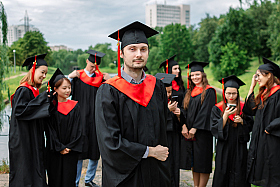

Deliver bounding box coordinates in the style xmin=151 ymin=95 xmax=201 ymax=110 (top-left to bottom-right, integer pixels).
xmin=57 ymin=99 xmax=78 ymax=115
xmin=191 ymin=85 xmax=217 ymax=103
xmin=105 ymin=75 xmax=156 ymax=107
xmin=216 ymin=101 xmax=244 ymax=121
xmin=77 ymin=69 xmax=103 ymax=88
xmin=11 ymin=82 xmax=40 ymax=107
xmin=172 ymin=80 xmax=180 ymax=91
xmin=261 ymin=85 xmax=280 ymax=101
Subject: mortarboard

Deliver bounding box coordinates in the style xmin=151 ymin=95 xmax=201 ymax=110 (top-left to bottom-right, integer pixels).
xmin=159 ymin=55 xmax=178 ymax=74
xmin=218 ymin=75 xmax=245 ymax=89
xmin=22 ymin=53 xmax=48 ymax=82
xmin=86 ymin=50 xmax=105 ymax=73
xmin=48 ymin=68 xmax=65 ymax=92
xmin=108 ymin=21 xmax=158 ymax=77
xmin=258 ymin=57 xmax=280 ymax=78
xmin=155 ymin=73 xmax=176 ymax=87
xmin=86 ymin=50 xmax=106 ymax=65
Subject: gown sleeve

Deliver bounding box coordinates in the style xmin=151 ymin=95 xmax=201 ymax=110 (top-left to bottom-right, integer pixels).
xmin=95 ymin=84 xmax=147 ymax=176
xmin=13 ymin=87 xmax=50 ymax=120
xmin=265 ymin=95 xmax=280 ymax=137
xmin=243 ymin=92 xmax=257 ymax=116
xmin=210 ymin=106 xmax=228 ymax=140
xmin=193 ymin=88 xmax=216 ymax=130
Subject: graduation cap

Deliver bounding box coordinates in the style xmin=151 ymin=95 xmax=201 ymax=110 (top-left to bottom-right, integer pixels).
xmin=185 ymin=61 xmax=209 ymax=89
xmin=258 ymin=57 xmax=280 ymax=78
xmin=22 ymin=54 xmax=48 ymax=82
xmin=86 ymin=50 xmax=106 ymax=73
xmin=155 ymin=73 xmax=176 ymax=87
xmin=218 ymin=75 xmax=245 ymax=103
xmin=218 ymin=75 xmax=245 ymax=89
xmin=159 ymin=55 xmax=178 ymax=74
xmin=48 ymin=68 xmax=65 ymax=92
xmin=108 ymin=21 xmax=159 ymax=77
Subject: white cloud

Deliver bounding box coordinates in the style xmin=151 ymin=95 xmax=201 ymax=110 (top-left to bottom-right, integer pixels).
xmin=1 ymin=0 xmax=250 ymax=50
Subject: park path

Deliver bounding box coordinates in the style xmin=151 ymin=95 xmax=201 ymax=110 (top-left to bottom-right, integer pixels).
xmin=3 ymin=72 xmax=27 ymax=81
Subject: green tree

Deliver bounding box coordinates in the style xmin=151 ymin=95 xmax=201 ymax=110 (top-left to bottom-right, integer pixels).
xmin=219 ymin=42 xmax=249 ymax=78
xmin=209 ymin=8 xmax=257 ymax=79
xmin=267 ymin=0 xmax=280 ymax=60
xmin=160 ymin=23 xmax=193 ymax=63
xmin=146 ymin=47 xmax=164 ymax=75
xmin=0 ymin=1 xmax=9 ymax=113
xmin=193 ymin=14 xmax=219 ymax=62
xmin=77 ymin=53 xmax=88 ymax=69
xmin=88 ymin=43 xmax=117 ymax=68
xmin=247 ymin=0 xmax=274 ymax=63
xmin=8 ymin=31 xmax=51 ymax=68
xmin=49 ymin=50 xmax=75 ymax=74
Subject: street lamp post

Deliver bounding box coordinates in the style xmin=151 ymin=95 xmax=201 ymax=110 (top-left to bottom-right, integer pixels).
xmin=13 ymin=50 xmax=16 ymax=73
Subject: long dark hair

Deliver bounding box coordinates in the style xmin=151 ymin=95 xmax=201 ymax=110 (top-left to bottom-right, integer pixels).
xmin=174 ymin=67 xmax=184 ymax=89
xmin=183 ymin=72 xmax=209 ymax=109
xmin=254 ymin=69 xmax=280 ymax=109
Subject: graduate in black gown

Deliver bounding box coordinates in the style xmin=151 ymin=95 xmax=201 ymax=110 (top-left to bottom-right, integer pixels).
xmin=243 ymin=57 xmax=280 ymax=186
xmin=210 ymin=75 xmax=253 ymax=187
xmin=95 ymin=21 xmax=171 ymax=187
xmin=45 ymin=68 xmax=83 ymax=187
xmin=180 ymin=61 xmax=216 ymax=187
xmin=68 ymin=50 xmax=110 ymax=187
xmin=9 ymin=54 xmax=50 ymax=187
xmin=159 ymin=56 xmax=184 ymax=187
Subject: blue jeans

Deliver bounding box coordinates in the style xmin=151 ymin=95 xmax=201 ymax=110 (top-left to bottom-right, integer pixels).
xmin=76 ymin=159 xmax=99 ymax=186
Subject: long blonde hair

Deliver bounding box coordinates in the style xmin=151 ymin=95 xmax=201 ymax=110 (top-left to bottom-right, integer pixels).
xmin=20 ymin=67 xmax=42 ymax=88
xmin=183 ymin=72 xmax=209 ymax=109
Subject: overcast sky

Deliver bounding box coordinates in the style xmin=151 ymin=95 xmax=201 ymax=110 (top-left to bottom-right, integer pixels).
xmin=1 ymin=0 xmax=247 ymax=50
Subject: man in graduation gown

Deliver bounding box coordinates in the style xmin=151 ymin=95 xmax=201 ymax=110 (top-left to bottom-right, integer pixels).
xmin=95 ymin=21 xmax=171 ymax=187
xmin=68 ymin=50 xmax=110 ymax=187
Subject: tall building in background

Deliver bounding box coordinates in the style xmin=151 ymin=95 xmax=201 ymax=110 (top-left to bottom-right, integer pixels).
xmin=2 ymin=10 xmax=39 ymax=46
xmin=146 ymin=2 xmax=190 ymax=28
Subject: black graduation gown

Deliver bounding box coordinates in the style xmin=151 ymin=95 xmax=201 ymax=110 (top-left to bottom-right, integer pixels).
xmin=172 ymin=86 xmax=185 ymax=107
xmin=45 ymin=101 xmax=83 ymax=187
xmin=166 ymin=110 xmax=181 ymax=187
xmin=9 ymin=87 xmax=50 ymax=187
xmin=71 ymin=76 xmax=100 ymax=160
xmin=180 ymin=88 xmax=216 ymax=173
xmin=210 ymin=104 xmax=253 ymax=187
xmin=95 ymin=79 xmax=171 ymax=187
xmin=243 ymin=91 xmax=280 ymax=187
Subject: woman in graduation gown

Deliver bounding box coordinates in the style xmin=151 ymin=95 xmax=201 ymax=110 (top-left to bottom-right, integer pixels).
xmin=9 ymin=54 xmax=50 ymax=187
xmin=180 ymin=61 xmax=216 ymax=187
xmin=210 ymin=75 xmax=253 ymax=187
xmin=243 ymin=57 xmax=280 ymax=186
xmin=159 ymin=56 xmax=184 ymax=187
xmin=45 ymin=69 xmax=83 ymax=187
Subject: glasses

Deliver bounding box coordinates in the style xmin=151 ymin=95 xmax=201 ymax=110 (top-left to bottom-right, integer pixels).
xmin=225 ymin=92 xmax=238 ymax=96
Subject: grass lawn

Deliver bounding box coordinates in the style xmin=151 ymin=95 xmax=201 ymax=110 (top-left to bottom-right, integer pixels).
xmin=99 ymin=67 xmax=118 ymax=74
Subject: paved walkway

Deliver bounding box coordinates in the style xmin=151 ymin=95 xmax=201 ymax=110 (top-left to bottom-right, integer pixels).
xmin=3 ymin=72 xmax=27 ymax=81
xmin=0 ymin=159 xmax=213 ymax=187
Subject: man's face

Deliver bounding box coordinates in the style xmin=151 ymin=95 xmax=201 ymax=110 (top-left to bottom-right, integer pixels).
xmin=120 ymin=43 xmax=149 ymax=69
xmin=86 ymin=59 xmax=96 ymax=74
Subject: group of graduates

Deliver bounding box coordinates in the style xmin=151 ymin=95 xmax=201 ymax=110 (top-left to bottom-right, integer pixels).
xmin=8 ymin=21 xmax=280 ymax=187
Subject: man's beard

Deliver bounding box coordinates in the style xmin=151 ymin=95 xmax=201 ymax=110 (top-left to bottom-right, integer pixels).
xmin=129 ymin=59 xmax=146 ymax=69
